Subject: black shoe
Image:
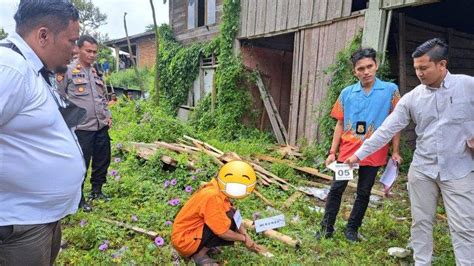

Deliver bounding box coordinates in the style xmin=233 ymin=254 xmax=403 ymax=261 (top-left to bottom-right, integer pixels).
xmin=89 ymin=191 xmax=110 ymax=201
xmin=344 ymin=228 xmax=360 ymax=242
xmin=315 ymin=229 xmax=334 ymax=240
xmin=79 ymin=200 xmax=92 ymax=212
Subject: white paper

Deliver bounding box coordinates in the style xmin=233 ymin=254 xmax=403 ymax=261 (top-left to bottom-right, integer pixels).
xmin=233 ymin=209 xmax=242 ymax=229
xmin=254 ymin=214 xmax=285 ymax=233
xmin=380 ymin=159 xmax=399 ymax=194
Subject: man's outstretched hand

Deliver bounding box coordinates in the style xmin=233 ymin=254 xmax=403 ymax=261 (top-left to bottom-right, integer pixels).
xmin=344 ymin=155 xmax=360 ymax=166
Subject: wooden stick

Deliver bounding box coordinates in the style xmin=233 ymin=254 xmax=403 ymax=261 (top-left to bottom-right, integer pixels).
xmin=183 ymin=135 xmax=224 ymax=155
xmin=298 ymin=179 xmax=328 ymax=188
xmin=282 ymin=191 xmax=303 ymax=209
xmin=242 ymin=219 xmax=300 ymax=248
xmin=256 ymin=155 xmax=333 ymax=180
xmin=101 ymin=218 xmax=162 ymax=239
xmin=250 ymin=162 xmax=290 ymax=185
xmin=253 ymin=189 xmax=275 ymax=207
xmin=155 ymin=141 xmax=195 ymax=154
xmin=257 ymin=155 xmax=386 ymax=197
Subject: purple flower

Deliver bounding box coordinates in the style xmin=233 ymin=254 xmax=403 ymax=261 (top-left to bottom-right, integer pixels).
xmin=109 ymin=169 xmax=118 ymax=176
xmin=168 ymin=198 xmax=180 ymax=206
xmin=185 ymin=186 xmax=193 ymax=193
xmin=154 ymin=236 xmax=164 ymax=247
xmin=165 ymin=220 xmax=173 ymax=226
xmin=191 ymin=175 xmax=197 ymax=181
xmin=79 ymin=219 xmax=87 ymax=227
xmin=163 ymin=180 xmax=170 ymax=188
xmin=116 ymin=143 xmax=123 ymax=150
xmin=131 ymin=215 xmax=138 ymax=222
xmin=170 ymin=178 xmax=177 ymax=186
xmin=252 ymin=212 xmax=261 ymax=221
xmin=99 ymin=240 xmax=109 ymax=251
xmin=115 ymin=175 xmax=121 ymax=181
xmin=114 ymin=157 xmax=121 ymax=163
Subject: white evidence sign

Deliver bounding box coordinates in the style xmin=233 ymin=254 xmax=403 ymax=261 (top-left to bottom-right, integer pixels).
xmin=327 ymin=161 xmax=359 ymax=181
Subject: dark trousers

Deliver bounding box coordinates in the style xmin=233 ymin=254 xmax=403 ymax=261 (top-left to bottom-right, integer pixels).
xmin=194 ymin=209 xmax=237 ymax=256
xmin=0 ymin=221 xmax=61 ymax=266
xmin=75 ymin=126 xmax=111 ymax=193
xmin=321 ymin=165 xmax=379 ymax=232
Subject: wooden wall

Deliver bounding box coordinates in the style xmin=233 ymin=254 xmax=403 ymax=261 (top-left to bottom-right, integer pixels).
xmin=393 ymin=15 xmax=474 ymax=146
xmin=170 ymin=0 xmax=224 ymax=45
xmin=288 ymin=14 xmax=365 ymax=145
xmin=241 ymin=45 xmax=293 ymax=132
xmin=239 ymin=0 xmax=355 ymax=39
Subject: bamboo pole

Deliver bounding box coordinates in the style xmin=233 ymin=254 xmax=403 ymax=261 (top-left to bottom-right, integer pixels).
xmin=102 ymin=218 xmax=162 ymax=239
xmin=242 ymin=219 xmax=300 ymax=248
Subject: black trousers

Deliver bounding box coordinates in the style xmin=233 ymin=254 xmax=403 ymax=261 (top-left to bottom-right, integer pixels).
xmin=320 ymin=165 xmax=379 ymax=232
xmin=75 ymin=126 xmax=111 ymax=192
xmin=194 ymin=209 xmax=238 ymax=256
xmin=0 ymin=221 xmax=61 ymax=266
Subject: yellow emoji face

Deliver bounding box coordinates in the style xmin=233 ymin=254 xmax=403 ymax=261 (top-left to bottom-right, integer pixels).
xmin=217 ymin=161 xmax=257 ymax=199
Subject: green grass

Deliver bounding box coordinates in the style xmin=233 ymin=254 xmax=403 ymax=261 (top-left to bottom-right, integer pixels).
xmin=56 ymin=101 xmax=455 ymax=265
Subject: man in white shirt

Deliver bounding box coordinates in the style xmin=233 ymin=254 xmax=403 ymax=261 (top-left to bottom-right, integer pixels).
xmin=0 ymin=1 xmax=85 ymax=265
xmin=346 ymin=38 xmax=474 ymax=265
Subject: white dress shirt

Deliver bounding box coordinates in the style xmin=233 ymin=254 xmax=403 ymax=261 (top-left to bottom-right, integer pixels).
xmin=355 ymin=72 xmax=474 ymax=181
xmin=0 ymin=32 xmax=86 ymax=225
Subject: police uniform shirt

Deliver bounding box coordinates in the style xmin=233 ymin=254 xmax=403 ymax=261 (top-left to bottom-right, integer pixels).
xmin=57 ymin=60 xmax=111 ymax=131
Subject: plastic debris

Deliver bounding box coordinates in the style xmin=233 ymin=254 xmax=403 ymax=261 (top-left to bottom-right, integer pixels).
xmin=388 ymin=247 xmax=411 ymax=258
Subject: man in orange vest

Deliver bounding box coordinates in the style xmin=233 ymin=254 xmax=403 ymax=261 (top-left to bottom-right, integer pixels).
xmin=172 ymin=161 xmax=264 ymax=265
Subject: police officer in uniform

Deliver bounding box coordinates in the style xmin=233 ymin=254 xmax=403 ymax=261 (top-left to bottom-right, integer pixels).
xmin=57 ymin=35 xmax=112 ymax=212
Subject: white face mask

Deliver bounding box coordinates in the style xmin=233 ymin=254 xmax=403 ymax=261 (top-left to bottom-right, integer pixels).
xmin=225 ymin=183 xmax=247 ymax=198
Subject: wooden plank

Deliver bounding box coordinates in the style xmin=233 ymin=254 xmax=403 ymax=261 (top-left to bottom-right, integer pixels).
xmin=382 ymin=0 xmax=439 ymax=9
xmin=264 ymin=0 xmax=278 ymax=33
xmin=398 ymin=13 xmax=407 ymax=95
xmin=266 ymin=83 xmax=290 ymax=142
xmin=276 ymin=0 xmax=289 ymax=32
xmin=255 ymin=0 xmax=267 ymax=35
xmin=298 ymin=0 xmax=314 ymax=27
xmin=256 ymin=73 xmax=286 ymax=144
xmin=310 ymin=25 xmax=327 ymax=141
xmin=313 ymin=0 xmax=328 ymax=23
xmin=344 ymin=15 xmax=358 ymax=48
xmin=342 ymin=0 xmax=352 ymax=17
xmin=287 ymin=0 xmax=301 ymax=29
xmin=240 ymin=0 xmax=249 ymax=37
xmin=257 ymin=73 xmax=289 ymax=142
xmin=383 ymin=0 xmax=405 ymax=9
xmin=326 ymin=0 xmax=343 ymax=20
xmin=297 ymin=29 xmax=312 ymax=140
xmin=288 ymin=32 xmax=297 ymax=144
xmin=247 ymin=0 xmax=257 ymax=37
xmin=304 ymin=27 xmax=320 ymax=141
xmin=282 ymin=191 xmax=303 ymax=209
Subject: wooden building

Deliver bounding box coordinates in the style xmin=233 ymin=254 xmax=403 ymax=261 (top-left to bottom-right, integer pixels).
xmin=170 ymin=0 xmax=474 ymax=146
xmin=104 ymin=31 xmax=156 ymax=70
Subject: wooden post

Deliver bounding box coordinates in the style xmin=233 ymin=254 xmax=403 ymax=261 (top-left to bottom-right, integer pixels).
xmin=149 ymin=0 xmax=160 ymax=105
xmin=123 ymin=12 xmax=145 ymax=97
xmin=114 ymin=46 xmax=120 ymax=72
xmin=398 ymin=13 xmax=407 ymax=94
xmin=211 ymin=68 xmax=216 ymax=112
